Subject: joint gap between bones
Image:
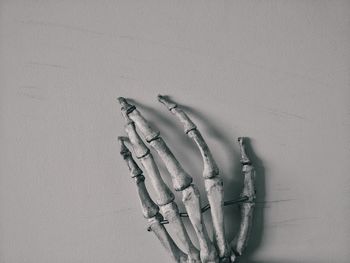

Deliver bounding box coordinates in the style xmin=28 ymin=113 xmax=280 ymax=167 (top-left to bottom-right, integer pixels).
xmin=153 ymin=197 xmax=248 ymax=226
xmin=136 ymin=149 xmax=151 ymax=159
xmin=146 ymin=133 xmax=161 ymax=143
xmin=168 ymin=104 xmax=178 ymax=111
xmin=185 ymin=127 xmax=197 ymax=134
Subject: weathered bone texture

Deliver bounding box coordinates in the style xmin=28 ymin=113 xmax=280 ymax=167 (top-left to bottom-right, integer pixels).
xmin=124 ymin=118 xmax=174 ymax=205
xmin=182 ymin=185 xmax=218 ymax=263
xmin=123 ymin=118 xmax=200 ymax=262
xmin=118 ymin=97 xmax=218 ymax=263
xmin=119 ymin=137 xmax=187 ymax=263
xmin=117 ymin=97 xmax=258 ymax=263
xmin=230 ymin=137 xmax=256 ymax=262
xmin=158 ymin=95 xmax=229 ymax=260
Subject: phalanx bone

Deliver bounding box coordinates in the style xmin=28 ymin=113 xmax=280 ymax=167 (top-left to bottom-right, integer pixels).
xmin=117 ymin=96 xmax=256 ymax=263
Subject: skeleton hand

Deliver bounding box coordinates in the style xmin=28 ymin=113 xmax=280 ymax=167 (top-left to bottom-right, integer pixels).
xmin=117 ymin=96 xmax=256 ymax=263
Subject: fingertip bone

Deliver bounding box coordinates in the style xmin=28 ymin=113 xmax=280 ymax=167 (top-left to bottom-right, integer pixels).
xmin=157 ymin=94 xmax=177 ymax=110
xmin=117 ymin=97 xmax=136 ymax=114
xmin=118 ymin=139 xmax=143 ymax=178
xmin=238 ymin=137 xmax=251 ymax=165
xmin=118 ymin=136 xmax=130 ymax=157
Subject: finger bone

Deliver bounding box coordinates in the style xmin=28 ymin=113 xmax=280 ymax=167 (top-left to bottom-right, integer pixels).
xmin=123 ymin=119 xmax=200 ymax=262
xmin=119 ymin=138 xmax=187 ymax=263
xmin=158 ymin=95 xmax=229 ymax=260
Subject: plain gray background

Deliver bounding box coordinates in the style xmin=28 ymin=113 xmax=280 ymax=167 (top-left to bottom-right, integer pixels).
xmin=1 ymin=1 xmax=349 ymax=262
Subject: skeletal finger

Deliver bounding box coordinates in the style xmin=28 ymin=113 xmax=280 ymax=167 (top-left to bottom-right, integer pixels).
xmin=182 ymin=184 xmax=218 ymax=262
xmin=123 ymin=114 xmax=174 ymax=206
xmin=118 ymin=137 xmax=187 ymax=263
xmin=230 ymin=137 xmax=256 ymax=262
xmin=118 ymin=97 xmax=192 ymax=191
xmin=157 ymin=95 xmax=218 ymax=179
xmin=123 ymin=118 xmax=200 ymax=262
xmin=118 ymin=97 xmax=218 ymax=263
xmin=158 ymin=95 xmax=229 ymax=260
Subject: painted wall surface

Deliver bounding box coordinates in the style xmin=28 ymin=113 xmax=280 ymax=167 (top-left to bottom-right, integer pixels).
xmin=1 ymin=1 xmax=349 ymax=262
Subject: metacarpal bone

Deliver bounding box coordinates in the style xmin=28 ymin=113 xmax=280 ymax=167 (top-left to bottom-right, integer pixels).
xmin=149 ymin=214 xmax=188 ymax=263
xmin=182 ymin=185 xmax=219 ymax=263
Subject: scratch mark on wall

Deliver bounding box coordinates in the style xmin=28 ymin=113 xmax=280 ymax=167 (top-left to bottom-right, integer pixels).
xmin=18 ymin=86 xmax=45 ymax=101
xmin=264 ymin=107 xmax=308 ymax=121
xmin=21 ymin=20 xmax=104 ymax=36
xmin=118 ymin=35 xmax=195 ymax=53
xmin=256 ymin=199 xmax=295 ymax=204
xmin=268 ymin=217 xmax=318 ymax=228
xmin=119 ymin=75 xmax=138 ymax=81
xmin=28 ymin=61 xmax=66 ymax=69
xmin=19 ymin=86 xmax=39 ymax=90
xmin=18 ymin=92 xmax=45 ymax=101
xmin=81 ymin=207 xmax=135 ymax=220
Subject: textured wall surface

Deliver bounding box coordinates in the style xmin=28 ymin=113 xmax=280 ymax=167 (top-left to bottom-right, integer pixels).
xmin=1 ymin=1 xmax=349 ymax=262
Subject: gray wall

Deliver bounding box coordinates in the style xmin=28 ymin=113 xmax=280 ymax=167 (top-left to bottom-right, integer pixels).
xmin=1 ymin=1 xmax=349 ymax=262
